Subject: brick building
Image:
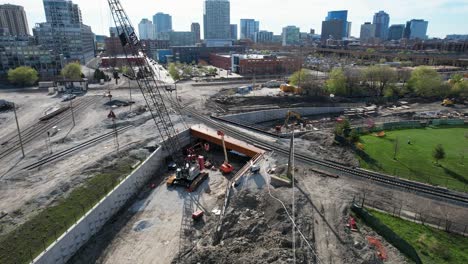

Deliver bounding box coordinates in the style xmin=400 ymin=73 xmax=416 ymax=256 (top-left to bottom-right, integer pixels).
xmin=210 ymin=53 xmax=302 ymax=75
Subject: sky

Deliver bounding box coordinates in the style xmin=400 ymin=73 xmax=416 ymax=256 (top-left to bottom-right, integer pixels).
xmin=6 ymin=0 xmax=468 ymax=38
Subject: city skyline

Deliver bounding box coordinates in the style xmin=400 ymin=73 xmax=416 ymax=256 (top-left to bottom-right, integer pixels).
xmin=3 ymin=0 xmax=468 ymax=38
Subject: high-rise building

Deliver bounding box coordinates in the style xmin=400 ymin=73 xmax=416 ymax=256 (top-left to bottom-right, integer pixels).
xmin=360 ymin=22 xmax=376 ymax=42
xmin=321 ymin=20 xmax=345 ymax=41
xmin=0 ymin=35 xmax=61 ymax=77
xmin=138 ymin=18 xmax=154 ymax=40
xmin=0 ymin=4 xmax=29 ymax=36
xmin=230 ymin=24 xmax=237 ymax=40
xmin=254 ymin=30 xmax=273 ymax=43
xmin=326 ymin=10 xmax=349 ymax=36
xmin=282 ymin=26 xmax=300 ymax=46
xmin=109 ymin=27 xmax=120 ymax=37
xmin=203 ymin=0 xmax=231 ymax=46
xmin=33 ymin=0 xmax=95 ymax=64
xmin=404 ymin=19 xmax=428 ymax=39
xmin=191 ymin=22 xmax=201 ymax=43
xmin=373 ymin=11 xmax=390 ymax=40
xmin=169 ymin=31 xmax=196 ymax=46
xmin=322 ymin=10 xmax=349 ymax=41
xmin=240 ymin=19 xmax=259 ymax=40
xmin=153 ymin=12 xmax=172 ymax=34
xmin=388 ymin=24 xmax=405 ymax=40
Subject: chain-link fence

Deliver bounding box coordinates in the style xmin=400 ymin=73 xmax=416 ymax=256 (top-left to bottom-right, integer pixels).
xmin=353 ymin=194 xmax=468 ymax=237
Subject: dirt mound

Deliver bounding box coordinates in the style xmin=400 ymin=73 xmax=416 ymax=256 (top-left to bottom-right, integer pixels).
xmin=176 ymin=189 xmax=317 ymax=264
xmin=300 ymin=132 xmax=358 ymax=167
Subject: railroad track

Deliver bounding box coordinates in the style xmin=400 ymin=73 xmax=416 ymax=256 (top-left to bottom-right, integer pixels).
xmin=22 ymin=125 xmax=133 ymax=171
xmin=0 ymin=96 xmax=104 ymax=161
xmin=178 ymin=104 xmax=468 ymax=206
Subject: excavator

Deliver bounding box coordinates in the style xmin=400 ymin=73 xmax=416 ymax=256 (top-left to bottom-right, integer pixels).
xmin=276 ymin=111 xmax=303 ymax=132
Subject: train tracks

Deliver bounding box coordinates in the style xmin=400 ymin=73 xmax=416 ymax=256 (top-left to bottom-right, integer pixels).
xmin=22 ymin=125 xmax=133 ymax=171
xmin=179 ymin=105 xmax=468 ymax=206
xmin=0 ymin=96 xmax=104 ymax=161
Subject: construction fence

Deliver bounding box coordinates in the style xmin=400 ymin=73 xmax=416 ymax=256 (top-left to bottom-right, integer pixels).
xmin=351 ymin=204 xmax=423 ymax=264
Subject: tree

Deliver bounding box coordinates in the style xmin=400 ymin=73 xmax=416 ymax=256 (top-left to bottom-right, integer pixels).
xmin=343 ymin=67 xmax=363 ymax=95
xmin=448 ymin=74 xmax=468 ymax=98
xmin=289 ymin=69 xmax=324 ymax=96
xmin=363 ymin=65 xmax=397 ymax=97
xmin=168 ymin=63 xmax=180 ymax=80
xmin=7 ymin=66 xmax=38 ymax=86
xmin=408 ymin=66 xmax=443 ymax=97
xmin=61 ymin=62 xmax=82 ymax=79
xmin=289 ymin=69 xmax=308 ymax=87
xmin=432 ymin=144 xmax=446 ymax=165
xmin=326 ymin=68 xmax=347 ymax=96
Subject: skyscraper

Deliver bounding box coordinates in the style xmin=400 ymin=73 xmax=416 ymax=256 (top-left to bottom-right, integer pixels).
xmin=240 ymin=19 xmax=259 ymax=40
xmin=0 ymin=4 xmax=29 ymax=36
xmin=33 ymin=0 xmax=95 ymax=64
xmin=373 ymin=11 xmax=390 ymax=40
xmin=404 ymin=19 xmax=429 ymax=39
xmin=321 ymin=20 xmax=345 ymax=42
xmin=282 ymin=26 xmax=300 ymax=46
xmin=138 ymin=18 xmax=154 ymax=40
xmin=360 ymin=22 xmax=376 ymax=42
xmin=230 ymin=24 xmax=237 ymax=40
xmin=322 ymin=10 xmax=349 ymax=41
xmin=191 ymin=22 xmax=201 ymax=43
xmin=153 ymin=12 xmax=172 ymax=34
xmin=388 ymin=24 xmax=405 ymax=40
xmin=326 ymin=10 xmax=349 ymax=36
xmin=203 ymin=0 xmax=231 ymax=46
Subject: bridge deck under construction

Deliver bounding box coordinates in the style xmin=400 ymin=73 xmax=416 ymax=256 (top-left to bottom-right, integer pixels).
xmin=190 ymin=125 xmax=265 ymax=157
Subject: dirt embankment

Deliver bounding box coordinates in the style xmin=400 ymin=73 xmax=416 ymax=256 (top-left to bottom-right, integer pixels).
xmin=176 ymin=188 xmax=317 ymax=264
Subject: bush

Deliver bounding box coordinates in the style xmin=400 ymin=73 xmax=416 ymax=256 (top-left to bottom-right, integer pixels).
xmin=7 ymin=66 xmax=39 ymax=86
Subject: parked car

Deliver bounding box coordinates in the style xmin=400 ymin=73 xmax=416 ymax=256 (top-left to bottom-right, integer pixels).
xmin=62 ymin=94 xmax=76 ymax=102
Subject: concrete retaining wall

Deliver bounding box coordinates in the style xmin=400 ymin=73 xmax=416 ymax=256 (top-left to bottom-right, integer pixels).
xmin=221 ymin=107 xmax=345 ymax=124
xmin=32 ymin=130 xmax=191 ymax=264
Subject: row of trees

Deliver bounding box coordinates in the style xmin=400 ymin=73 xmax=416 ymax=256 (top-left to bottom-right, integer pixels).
xmin=324 ymin=66 xmax=467 ymax=98
xmin=7 ymin=63 xmax=85 ymax=86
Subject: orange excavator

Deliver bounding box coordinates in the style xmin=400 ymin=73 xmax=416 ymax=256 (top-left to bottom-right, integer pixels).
xmin=217 ymin=130 xmax=234 ymax=174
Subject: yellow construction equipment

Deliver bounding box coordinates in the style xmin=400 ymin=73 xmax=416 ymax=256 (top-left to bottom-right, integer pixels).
xmin=283 ymin=111 xmax=302 ymax=129
xmin=441 ymin=98 xmax=454 ymax=107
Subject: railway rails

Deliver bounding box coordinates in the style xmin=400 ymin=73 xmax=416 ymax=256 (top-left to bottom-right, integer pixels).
xmin=22 ymin=125 xmax=133 ymax=171
xmin=0 ymin=96 xmax=104 ymax=161
xmin=178 ymin=104 xmax=468 ymax=206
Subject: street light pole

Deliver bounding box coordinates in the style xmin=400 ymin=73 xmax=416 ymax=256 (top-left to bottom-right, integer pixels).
xmin=13 ymin=103 xmax=25 ymax=158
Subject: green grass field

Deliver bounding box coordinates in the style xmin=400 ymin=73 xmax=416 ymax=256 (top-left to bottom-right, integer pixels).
xmin=369 ymin=209 xmax=468 ymax=264
xmin=358 ymin=127 xmax=468 ymax=192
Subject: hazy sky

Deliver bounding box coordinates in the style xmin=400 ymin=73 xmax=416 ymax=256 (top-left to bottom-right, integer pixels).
xmin=6 ymin=0 xmax=468 ymax=38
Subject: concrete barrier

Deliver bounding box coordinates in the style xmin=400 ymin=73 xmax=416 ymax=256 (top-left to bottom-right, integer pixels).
xmin=221 ymin=107 xmax=345 ymax=125
xmin=32 ymin=130 xmax=191 ymax=264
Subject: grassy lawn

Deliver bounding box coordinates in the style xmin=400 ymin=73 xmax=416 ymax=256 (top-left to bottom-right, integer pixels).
xmin=369 ymin=209 xmax=468 ymax=264
xmin=0 ymin=158 xmax=136 ymax=264
xmin=358 ymin=127 xmax=468 ymax=192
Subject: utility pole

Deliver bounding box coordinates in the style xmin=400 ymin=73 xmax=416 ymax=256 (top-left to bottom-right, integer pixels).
xmin=289 ymin=131 xmax=296 ymax=263
xmin=13 ymin=103 xmax=25 ymax=158
xmin=70 ymin=99 xmax=76 ymax=127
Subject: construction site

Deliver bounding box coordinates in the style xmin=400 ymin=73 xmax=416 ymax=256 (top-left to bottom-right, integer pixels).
xmin=1 ymin=2 xmax=468 ymax=264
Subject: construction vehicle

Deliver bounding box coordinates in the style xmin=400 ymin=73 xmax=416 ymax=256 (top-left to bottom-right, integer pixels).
xmin=107 ymin=0 xmax=205 ymax=191
xmin=441 ymin=98 xmax=454 ymax=107
xmin=217 ymin=130 xmax=234 ymax=174
xmin=283 ymin=111 xmax=303 ymax=130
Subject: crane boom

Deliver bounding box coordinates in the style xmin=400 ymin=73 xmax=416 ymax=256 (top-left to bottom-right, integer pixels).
xmin=107 ymin=0 xmax=183 ymax=165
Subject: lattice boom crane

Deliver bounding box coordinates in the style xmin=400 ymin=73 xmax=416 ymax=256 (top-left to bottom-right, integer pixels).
xmin=107 ymin=0 xmax=188 ymax=178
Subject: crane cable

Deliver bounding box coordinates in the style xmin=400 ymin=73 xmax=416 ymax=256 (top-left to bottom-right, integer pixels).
xmin=265 ymin=154 xmax=323 ymax=264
